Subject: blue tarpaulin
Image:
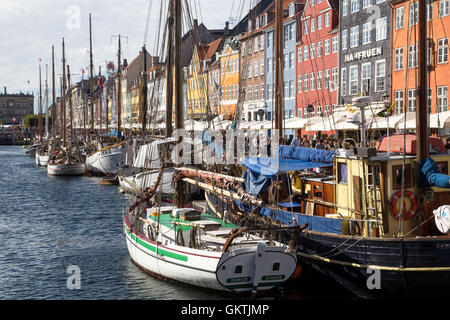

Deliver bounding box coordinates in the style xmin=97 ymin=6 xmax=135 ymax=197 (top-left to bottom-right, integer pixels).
xmin=240 ymin=146 xmax=335 ymax=196
xmin=108 ymin=130 xmax=123 ymax=138
xmin=420 ymin=157 xmax=450 ymax=188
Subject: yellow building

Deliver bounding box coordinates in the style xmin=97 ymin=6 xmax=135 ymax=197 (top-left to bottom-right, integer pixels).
xmin=130 ymin=82 xmax=143 ymax=125
xmin=218 ymin=41 xmax=240 ymax=120
xmin=186 ymin=45 xmax=209 ymax=119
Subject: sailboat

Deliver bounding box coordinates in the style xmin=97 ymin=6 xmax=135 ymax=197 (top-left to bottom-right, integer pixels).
xmin=36 ymin=63 xmax=49 ymax=167
xmin=206 ymin=1 xmax=450 ymax=298
xmin=123 ymin=0 xmax=300 ymax=295
xmin=85 ymin=14 xmax=124 ymax=177
xmin=47 ymin=38 xmax=85 ymax=176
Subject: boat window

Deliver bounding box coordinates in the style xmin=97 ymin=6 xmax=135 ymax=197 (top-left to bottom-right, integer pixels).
xmin=436 ymin=161 xmax=448 ymax=175
xmin=392 ymin=164 xmax=412 ymax=189
xmin=313 ymin=185 xmax=323 ymax=199
xmin=234 ymin=265 xmax=243 ymax=274
xmin=338 ymin=163 xmax=347 ymax=184
xmin=272 ymin=262 xmax=280 ymax=271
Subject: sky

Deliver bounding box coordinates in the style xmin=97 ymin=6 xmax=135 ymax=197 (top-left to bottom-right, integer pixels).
xmin=0 ymin=0 xmax=248 ymax=113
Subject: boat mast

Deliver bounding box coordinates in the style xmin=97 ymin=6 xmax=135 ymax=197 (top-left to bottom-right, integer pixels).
xmin=417 ymin=0 xmax=428 ymax=161
xmin=165 ymin=1 xmax=175 ymax=138
xmin=45 ymin=64 xmax=49 ymax=138
xmin=106 ymin=73 xmax=109 ymax=134
xmin=142 ymin=46 xmax=148 ymax=135
xmin=51 ymin=45 xmax=56 ymax=139
xmin=89 ymin=13 xmax=95 ymax=133
xmin=117 ymin=35 xmax=122 ymax=135
xmin=67 ymin=65 xmax=74 ymax=141
xmin=174 ymin=0 xmax=184 ymax=131
xmin=99 ymin=66 xmax=102 ymax=134
xmin=82 ymin=71 xmax=87 ymax=143
xmin=274 ymin=0 xmax=284 ymax=142
xmin=62 ymin=38 xmax=67 ymax=148
xmin=38 ymin=62 xmax=43 ymax=143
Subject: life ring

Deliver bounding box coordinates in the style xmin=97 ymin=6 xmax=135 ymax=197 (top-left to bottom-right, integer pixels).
xmin=390 ymin=190 xmax=418 ymax=221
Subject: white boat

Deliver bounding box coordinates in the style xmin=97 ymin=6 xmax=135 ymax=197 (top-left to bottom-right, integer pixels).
xmin=85 ymin=143 xmax=123 ymax=176
xmin=35 ymin=151 xmax=49 ymax=167
xmin=47 ymin=162 xmax=85 ymax=176
xmin=124 ymin=205 xmax=299 ymax=294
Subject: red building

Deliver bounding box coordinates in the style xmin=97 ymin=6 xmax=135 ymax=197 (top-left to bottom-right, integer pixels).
xmin=296 ymin=0 xmax=339 ymax=119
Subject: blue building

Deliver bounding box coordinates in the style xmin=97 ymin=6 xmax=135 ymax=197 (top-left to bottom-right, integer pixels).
xmin=265 ymin=1 xmax=304 ymax=138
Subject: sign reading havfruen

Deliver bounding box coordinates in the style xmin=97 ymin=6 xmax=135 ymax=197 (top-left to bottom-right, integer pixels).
xmin=344 ymin=47 xmax=383 ymax=63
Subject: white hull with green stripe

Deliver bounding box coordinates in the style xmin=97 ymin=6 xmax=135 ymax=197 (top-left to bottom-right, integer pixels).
xmin=123 ymin=206 xmax=298 ymax=294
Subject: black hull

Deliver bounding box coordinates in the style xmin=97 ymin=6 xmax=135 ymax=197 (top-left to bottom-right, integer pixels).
xmin=206 ymin=192 xmax=450 ymax=298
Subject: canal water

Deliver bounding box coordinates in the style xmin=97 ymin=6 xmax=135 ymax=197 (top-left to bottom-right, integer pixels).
xmin=0 ymin=146 xmax=353 ymax=300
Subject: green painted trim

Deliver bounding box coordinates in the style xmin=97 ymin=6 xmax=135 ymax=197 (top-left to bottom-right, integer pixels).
xmin=261 ymin=275 xmax=285 ymax=281
xmin=125 ymin=226 xmax=188 ymax=262
xmin=226 ymin=276 xmax=251 ymax=283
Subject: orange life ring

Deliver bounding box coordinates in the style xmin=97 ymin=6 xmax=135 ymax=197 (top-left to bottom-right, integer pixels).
xmin=390 ymin=190 xmax=418 ymax=221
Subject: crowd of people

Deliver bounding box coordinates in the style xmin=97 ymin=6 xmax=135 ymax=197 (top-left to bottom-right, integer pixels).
xmin=289 ymin=132 xmax=344 ymax=151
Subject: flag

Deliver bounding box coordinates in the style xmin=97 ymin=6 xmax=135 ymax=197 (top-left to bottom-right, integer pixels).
xmin=13 ymin=118 xmax=16 ymax=123
xmin=39 ymin=58 xmax=42 ymax=62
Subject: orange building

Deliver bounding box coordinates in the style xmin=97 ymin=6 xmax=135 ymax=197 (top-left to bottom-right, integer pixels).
xmin=217 ymin=40 xmax=240 ymax=120
xmin=391 ymin=0 xmax=450 ymax=116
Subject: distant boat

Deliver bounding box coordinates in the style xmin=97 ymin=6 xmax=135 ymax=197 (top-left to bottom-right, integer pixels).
xmin=85 ymin=140 xmax=123 ymax=176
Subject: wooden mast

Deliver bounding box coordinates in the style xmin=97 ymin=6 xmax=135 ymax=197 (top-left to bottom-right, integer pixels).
xmin=165 ymin=1 xmax=175 ymax=138
xmin=62 ymin=38 xmax=67 ymax=148
xmin=141 ymin=46 xmax=148 ymax=135
xmin=99 ymin=66 xmax=102 ymax=134
xmin=417 ymin=0 xmax=428 ymax=161
xmin=106 ymin=73 xmax=109 ymax=134
xmin=89 ymin=13 xmax=95 ymax=133
xmin=38 ymin=62 xmax=43 ymax=143
xmin=67 ymin=65 xmax=74 ymax=141
xmin=82 ymin=71 xmax=87 ymax=143
xmin=51 ymin=46 xmax=56 ymax=139
xmin=117 ymin=35 xmax=122 ymax=135
xmin=174 ymin=0 xmax=184 ymax=131
xmin=274 ymin=0 xmax=284 ymax=141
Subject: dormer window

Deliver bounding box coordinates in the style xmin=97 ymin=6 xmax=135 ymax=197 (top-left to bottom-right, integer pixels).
xmin=248 ymin=20 xmax=253 ymax=32
xmin=289 ymin=3 xmax=295 ymax=17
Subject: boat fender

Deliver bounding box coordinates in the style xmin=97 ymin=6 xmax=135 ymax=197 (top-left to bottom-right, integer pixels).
xmin=433 ymin=205 xmax=450 ymax=234
xmin=390 ymin=190 xmax=418 ymax=221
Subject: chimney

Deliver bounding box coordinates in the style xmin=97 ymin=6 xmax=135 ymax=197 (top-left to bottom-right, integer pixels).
xmin=194 ymin=19 xmax=198 ymax=29
xmin=3 ymin=87 xmax=6 ymax=94
xmin=123 ymin=59 xmax=128 ymax=68
xmin=225 ymin=21 xmax=229 ymax=30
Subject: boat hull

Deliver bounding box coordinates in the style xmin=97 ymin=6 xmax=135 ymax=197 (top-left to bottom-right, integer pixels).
xmin=85 ymin=146 xmax=123 ymax=176
xmin=35 ymin=153 xmax=49 ymax=167
xmin=47 ymin=163 xmax=85 ymax=176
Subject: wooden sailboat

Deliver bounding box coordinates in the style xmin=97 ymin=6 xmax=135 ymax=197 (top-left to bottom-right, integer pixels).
xmin=123 ymin=0 xmax=300 ymax=295
xmin=85 ymin=17 xmax=124 ymax=176
xmin=47 ymin=38 xmax=85 ymax=176
xmin=204 ymin=1 xmax=450 ymax=298
xmin=36 ymin=63 xmax=49 ymax=167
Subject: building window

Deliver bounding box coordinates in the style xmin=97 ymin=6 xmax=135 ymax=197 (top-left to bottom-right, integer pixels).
xmin=428 ymin=2 xmax=434 ymax=21
xmin=304 ymin=74 xmax=309 ymax=92
xmin=338 ymin=163 xmax=348 ymax=184
xmin=324 ymin=69 xmax=330 ymax=89
xmin=409 ymin=2 xmax=418 ymax=26
xmin=311 ymin=44 xmax=316 ymax=59
xmin=332 ymin=36 xmax=338 ymax=53
xmin=351 ymin=0 xmax=360 ymax=13
xmin=396 ymin=7 xmax=404 ymax=30
xmin=363 ymin=0 xmax=372 ymax=8
xmin=342 ymin=29 xmax=348 ymax=50
xmin=341 ymin=68 xmax=347 ymax=96
xmin=324 ymin=39 xmax=330 ymax=55
xmin=361 ymin=62 xmax=371 ymax=94
xmin=317 ymin=15 xmax=322 ymax=30
xmin=298 ymin=75 xmax=303 ymax=93
xmin=375 ymin=60 xmax=386 ymax=92
xmin=304 ymin=45 xmax=309 ymax=60
xmin=440 ymin=0 xmax=450 ymax=17
xmin=317 ymin=41 xmax=322 ymax=57
xmin=310 ymin=72 xmax=315 ymax=91
xmin=304 ymin=20 xmax=309 ymax=35
xmin=438 ymin=38 xmax=449 ymax=64
xmin=325 ymin=12 xmax=330 ymax=27
xmin=311 ymin=18 xmax=316 ymax=33
xmin=298 ymin=48 xmax=302 ymax=62
xmin=376 ymin=17 xmax=387 ymax=41
xmin=332 ymin=67 xmax=338 ymax=91
xmin=438 ymin=86 xmax=448 ymax=112
xmin=394 ymin=90 xmax=404 ymax=114
xmin=408 ymin=89 xmax=417 ymax=111
xmin=408 ymin=44 xmax=418 ymax=68
xmin=289 ymin=52 xmax=294 ymax=69
xmin=317 ymin=71 xmax=322 ymax=90
xmin=350 ymin=26 xmax=359 ymax=48
xmin=343 ymin=0 xmax=349 ymax=16
xmin=395 ymin=47 xmax=404 ymax=70
xmin=289 ymin=80 xmax=295 ymax=98
xmin=362 ymin=22 xmax=372 ymax=45
xmin=349 ymin=66 xmax=359 ymax=95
